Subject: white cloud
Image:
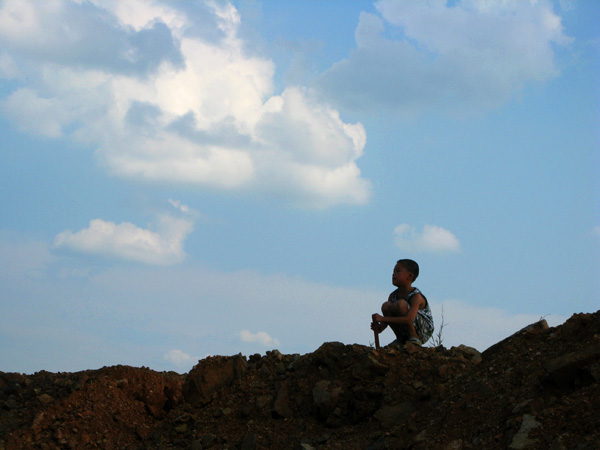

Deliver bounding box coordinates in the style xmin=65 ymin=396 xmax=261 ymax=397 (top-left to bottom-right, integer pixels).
xmin=53 ymin=215 xmax=193 ymax=265
xmin=0 ymin=51 xmax=18 ymax=78
xmin=317 ymin=0 xmax=571 ymax=115
xmin=433 ymin=299 xmax=568 ymax=352
xmin=168 ymin=198 xmax=190 ymax=214
xmin=394 ymin=223 xmax=460 ymax=254
xmin=0 ymin=236 xmax=579 ymax=372
xmin=0 ymin=229 xmax=54 ymax=282
xmin=0 ymin=0 xmax=370 ymax=208
xmin=163 ymin=349 xmax=197 ymax=368
xmin=1 ymin=88 xmax=74 ymax=138
xmin=0 ymin=0 xmax=183 ymax=74
xmin=239 ymin=330 xmax=281 ymax=348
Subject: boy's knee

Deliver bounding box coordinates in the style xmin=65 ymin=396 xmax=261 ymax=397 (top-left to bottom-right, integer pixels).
xmin=396 ymin=300 xmax=409 ymax=316
xmin=381 ymin=301 xmax=393 ymax=315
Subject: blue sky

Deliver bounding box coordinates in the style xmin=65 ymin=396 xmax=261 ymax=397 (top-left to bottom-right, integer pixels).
xmin=1 ymin=0 xmax=598 ymax=374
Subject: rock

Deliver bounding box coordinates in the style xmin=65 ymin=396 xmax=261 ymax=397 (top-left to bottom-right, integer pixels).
xmin=312 ymin=380 xmax=343 ymax=422
xmin=273 ymin=381 xmax=293 ymax=418
xmin=483 ymin=320 xmax=549 ymax=358
xmin=544 ymin=347 xmax=600 ymax=387
xmin=508 ymin=414 xmax=541 ymax=449
xmin=591 ymin=363 xmax=600 ymax=383
xmin=37 ymin=394 xmax=54 ymax=404
xmin=414 ymin=430 xmax=427 ymax=442
xmin=183 ymin=354 xmax=247 ymax=406
xmin=201 ymin=434 xmax=217 ymax=448
xmin=373 ymin=402 xmax=415 ymax=428
xmin=3 ymin=398 xmax=19 ymax=410
xmin=311 ymin=342 xmax=350 ymax=371
xmin=549 ymin=435 xmax=568 ymax=450
xmin=255 ymin=394 xmax=273 ymax=411
xmin=445 ymin=439 xmax=463 ymax=449
xmin=312 ymin=380 xmax=331 ymax=407
xmin=404 ymin=342 xmax=421 ymax=354
xmin=351 ymin=353 xmax=389 ymax=379
xmin=452 ymin=345 xmax=482 ymax=364
xmin=241 ymin=434 xmax=257 ymax=450
xmin=296 ymin=444 xmax=315 ymax=450
xmin=190 ymin=439 xmax=203 ymax=450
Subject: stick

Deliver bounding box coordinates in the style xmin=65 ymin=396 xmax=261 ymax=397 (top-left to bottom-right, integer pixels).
xmin=372 ymin=314 xmax=380 ymax=349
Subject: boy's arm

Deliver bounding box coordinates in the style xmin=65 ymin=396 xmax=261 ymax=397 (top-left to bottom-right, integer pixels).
xmin=371 ymin=292 xmax=395 ymax=334
xmin=371 ymin=318 xmax=387 ymax=333
xmin=373 ymin=294 xmax=425 ymax=326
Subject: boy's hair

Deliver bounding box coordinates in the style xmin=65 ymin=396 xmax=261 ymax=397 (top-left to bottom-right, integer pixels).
xmin=397 ymin=259 xmax=419 ymax=280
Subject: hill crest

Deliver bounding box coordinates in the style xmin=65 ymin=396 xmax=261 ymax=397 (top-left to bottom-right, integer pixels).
xmin=1 ymin=311 xmax=599 ymax=449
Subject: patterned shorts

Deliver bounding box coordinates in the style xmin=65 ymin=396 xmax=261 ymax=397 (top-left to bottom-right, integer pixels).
xmin=393 ymin=312 xmax=434 ymax=344
xmin=414 ymin=312 xmax=434 ymax=343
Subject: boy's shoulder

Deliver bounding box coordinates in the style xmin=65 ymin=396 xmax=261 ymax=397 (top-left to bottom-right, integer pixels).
xmin=409 ymin=287 xmax=422 ymax=296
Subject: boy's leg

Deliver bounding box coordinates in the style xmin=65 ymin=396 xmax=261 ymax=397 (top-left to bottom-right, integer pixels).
xmin=382 ymin=300 xmax=410 ymax=343
xmin=381 ymin=300 xmax=409 ymax=316
xmin=392 ymin=301 xmax=420 ymax=340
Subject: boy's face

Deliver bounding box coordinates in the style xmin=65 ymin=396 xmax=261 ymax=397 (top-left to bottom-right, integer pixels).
xmin=392 ymin=263 xmax=413 ymax=287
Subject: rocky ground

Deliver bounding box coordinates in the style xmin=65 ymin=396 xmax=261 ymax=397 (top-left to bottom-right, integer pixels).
xmin=1 ymin=311 xmax=599 ymax=450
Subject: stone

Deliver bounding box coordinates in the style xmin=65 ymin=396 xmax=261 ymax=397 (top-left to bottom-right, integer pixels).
xmin=312 ymin=380 xmax=331 ymax=406
xmin=241 ymin=434 xmax=257 ymax=450
xmin=483 ymin=320 xmax=549 ymax=358
xmin=3 ymin=398 xmax=19 ymax=410
xmin=508 ymin=414 xmax=541 ymax=449
xmin=190 ymin=439 xmax=203 ymax=450
xmin=311 ymin=342 xmax=350 ymax=370
xmin=590 ymin=363 xmax=600 ymax=383
xmin=373 ymin=402 xmax=415 ymax=428
xmin=312 ymin=380 xmax=343 ymax=421
xmin=351 ymin=353 xmax=389 ymax=379
xmin=255 ymin=394 xmax=273 ymax=411
xmin=37 ymin=394 xmax=54 ymax=404
xmin=445 ymin=439 xmax=463 ymax=449
xmin=201 ymin=434 xmax=217 ymax=448
xmin=545 ymin=347 xmax=600 ymax=387
xmin=296 ymin=444 xmax=315 ymax=450
xmin=452 ymin=345 xmax=482 ymax=364
xmin=273 ymin=381 xmax=293 ymax=418
xmin=404 ymin=342 xmax=421 ymax=354
xmin=183 ymin=354 xmax=247 ymax=406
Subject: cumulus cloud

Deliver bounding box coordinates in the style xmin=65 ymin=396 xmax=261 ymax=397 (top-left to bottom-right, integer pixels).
xmin=53 ymin=215 xmax=193 ymax=265
xmin=0 ymin=229 xmax=54 ymax=282
xmin=168 ymin=198 xmax=190 ymax=214
xmin=163 ymin=349 xmax=197 ymax=368
xmin=0 ymin=0 xmax=370 ymax=207
xmin=394 ymin=223 xmax=460 ymax=254
xmin=239 ymin=330 xmax=281 ymax=348
xmin=0 ymin=0 xmax=183 ymax=74
xmin=433 ymin=299 xmax=568 ymax=351
xmin=0 ymin=51 xmax=18 ymax=78
xmin=317 ymin=0 xmax=571 ymax=115
xmin=0 ymin=237 xmax=579 ymax=372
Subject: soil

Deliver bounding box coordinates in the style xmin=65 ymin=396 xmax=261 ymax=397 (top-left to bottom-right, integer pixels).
xmin=1 ymin=311 xmax=599 ymax=450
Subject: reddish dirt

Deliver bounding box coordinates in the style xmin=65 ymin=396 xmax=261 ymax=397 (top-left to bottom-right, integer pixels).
xmin=1 ymin=311 xmax=599 ymax=450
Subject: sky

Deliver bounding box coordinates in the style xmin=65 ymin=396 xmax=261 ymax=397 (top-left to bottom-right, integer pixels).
xmin=0 ymin=0 xmax=598 ymax=374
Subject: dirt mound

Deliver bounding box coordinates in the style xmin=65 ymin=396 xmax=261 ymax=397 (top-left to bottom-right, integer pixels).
xmin=1 ymin=311 xmax=599 ymax=450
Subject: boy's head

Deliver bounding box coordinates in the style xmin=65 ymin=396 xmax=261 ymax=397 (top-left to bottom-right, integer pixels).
xmin=396 ymin=259 xmax=419 ymax=281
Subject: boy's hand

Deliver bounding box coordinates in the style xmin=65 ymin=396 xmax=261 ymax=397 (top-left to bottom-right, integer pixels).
xmin=372 ymin=313 xmax=384 ymax=323
xmin=371 ymin=314 xmax=386 ymax=333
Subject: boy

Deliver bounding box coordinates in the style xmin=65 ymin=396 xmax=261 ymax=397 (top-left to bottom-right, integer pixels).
xmin=371 ymin=259 xmax=434 ymax=346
